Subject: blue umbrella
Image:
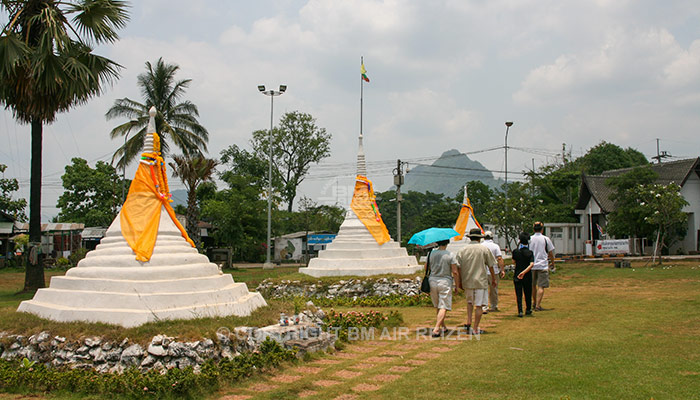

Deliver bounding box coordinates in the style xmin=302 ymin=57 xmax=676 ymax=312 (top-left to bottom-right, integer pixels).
xmin=407 ymin=227 xmax=460 ymax=246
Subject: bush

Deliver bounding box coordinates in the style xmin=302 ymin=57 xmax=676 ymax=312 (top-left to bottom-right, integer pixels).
xmin=282 ymin=294 xmax=432 ymax=308
xmin=69 ymin=248 xmax=89 ymax=266
xmin=55 ymin=257 xmax=70 ymax=268
xmin=325 ymin=309 xmax=404 ymax=342
xmin=0 ymin=338 xmax=296 ymax=399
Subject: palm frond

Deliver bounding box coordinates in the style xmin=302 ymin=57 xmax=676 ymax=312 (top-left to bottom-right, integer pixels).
xmin=68 ymin=0 xmax=130 ymax=45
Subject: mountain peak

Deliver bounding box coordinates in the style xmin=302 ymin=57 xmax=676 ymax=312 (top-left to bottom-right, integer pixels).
xmin=402 ymin=149 xmax=499 ymax=197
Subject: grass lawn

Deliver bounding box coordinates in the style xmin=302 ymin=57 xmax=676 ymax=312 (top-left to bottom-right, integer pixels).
xmin=1 ymin=261 xmax=699 ymax=399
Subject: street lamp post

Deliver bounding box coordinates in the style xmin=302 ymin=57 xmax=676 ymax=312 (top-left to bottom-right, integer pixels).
xmin=258 ymin=84 xmax=287 ymax=269
xmin=504 ymin=121 xmax=513 ymax=248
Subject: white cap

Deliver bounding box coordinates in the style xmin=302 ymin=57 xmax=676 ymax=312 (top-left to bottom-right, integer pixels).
xmin=484 ymin=230 xmax=493 ymax=239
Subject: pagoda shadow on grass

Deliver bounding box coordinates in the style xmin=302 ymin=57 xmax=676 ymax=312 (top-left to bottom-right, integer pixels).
xmin=299 ymin=134 xmax=421 ymax=277
xmin=17 ymin=108 xmax=266 ymax=327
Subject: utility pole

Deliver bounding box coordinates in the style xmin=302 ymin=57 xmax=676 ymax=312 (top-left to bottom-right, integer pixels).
xmin=393 ymin=159 xmax=405 ymax=243
xmin=652 ymin=138 xmax=671 ymax=164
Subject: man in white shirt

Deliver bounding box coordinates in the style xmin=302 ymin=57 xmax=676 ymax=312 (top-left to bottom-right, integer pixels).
xmin=481 ymin=231 xmax=505 ymax=312
xmin=529 ymin=221 xmax=555 ymax=311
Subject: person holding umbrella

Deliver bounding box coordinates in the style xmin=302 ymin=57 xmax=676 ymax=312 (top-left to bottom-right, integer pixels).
xmin=409 ymin=228 xmax=461 ymax=338
xmin=426 ymin=239 xmax=460 ymax=337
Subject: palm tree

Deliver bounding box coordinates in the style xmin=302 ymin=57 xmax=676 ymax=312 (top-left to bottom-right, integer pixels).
xmin=169 ymin=155 xmax=218 ymax=246
xmin=0 ymin=0 xmax=129 ymax=290
xmin=106 ymin=58 xmax=209 ymax=170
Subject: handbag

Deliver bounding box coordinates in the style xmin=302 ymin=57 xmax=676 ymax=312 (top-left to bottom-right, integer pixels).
xmin=420 ymin=249 xmax=432 ymax=294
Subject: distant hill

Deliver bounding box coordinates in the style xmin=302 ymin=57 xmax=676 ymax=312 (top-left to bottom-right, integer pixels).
xmin=402 ymin=149 xmax=500 ymax=197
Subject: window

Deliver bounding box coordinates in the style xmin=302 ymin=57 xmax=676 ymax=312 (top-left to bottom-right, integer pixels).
xmin=550 ymin=227 xmax=563 ymax=239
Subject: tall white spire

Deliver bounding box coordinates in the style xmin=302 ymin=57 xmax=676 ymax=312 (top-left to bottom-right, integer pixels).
xmin=356 ymin=134 xmax=367 ymax=176
xmin=142 ymin=106 xmax=157 ymax=155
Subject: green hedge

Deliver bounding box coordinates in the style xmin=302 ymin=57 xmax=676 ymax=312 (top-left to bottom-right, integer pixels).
xmin=0 ymin=338 xmax=295 ymax=399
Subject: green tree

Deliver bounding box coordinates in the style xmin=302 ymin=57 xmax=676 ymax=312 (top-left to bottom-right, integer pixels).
xmin=531 ymin=141 xmax=650 ymax=224
xmin=169 ymin=155 xmax=218 ymax=246
xmin=251 ymin=111 xmax=331 ymax=211
xmin=455 ymin=181 xmax=494 ymax=223
xmin=201 ymin=177 xmax=267 ymax=262
xmin=0 ymin=0 xmax=128 ymax=290
xmin=487 ymin=182 xmax=543 ymax=251
xmin=376 ymin=190 xmax=457 ymax=245
xmin=0 ymin=164 xmax=27 ymax=221
xmin=219 ymin=144 xmax=280 ymax=194
xmin=638 ymin=183 xmax=688 ymax=260
xmin=56 ymin=157 xmax=126 ymax=226
xmin=106 ymin=57 xmax=209 ymax=169
xmin=606 ymin=166 xmax=658 ymax=240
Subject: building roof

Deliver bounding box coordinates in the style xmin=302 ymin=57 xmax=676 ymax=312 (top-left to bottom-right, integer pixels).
xmin=277 ymin=231 xmax=316 ymax=240
xmin=16 ymin=223 xmax=85 ymax=233
xmin=81 ymin=227 xmax=108 ymax=239
xmin=576 ymin=158 xmax=700 ymax=213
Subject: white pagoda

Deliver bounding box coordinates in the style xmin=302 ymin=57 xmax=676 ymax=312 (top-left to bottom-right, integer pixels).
xmin=299 ymin=135 xmax=421 ymax=277
xmin=18 ymin=108 xmax=266 ymax=327
xmin=446 ymin=186 xmax=483 ymax=253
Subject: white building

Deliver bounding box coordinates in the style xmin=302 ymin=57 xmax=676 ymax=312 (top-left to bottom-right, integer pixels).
xmin=575 ymin=158 xmax=700 ymax=255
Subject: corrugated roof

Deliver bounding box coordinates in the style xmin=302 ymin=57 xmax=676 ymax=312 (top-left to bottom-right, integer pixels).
xmin=17 ymin=223 xmax=85 ymax=232
xmin=576 ymin=158 xmax=700 ymax=213
xmin=81 ymin=227 xmax=107 ymax=239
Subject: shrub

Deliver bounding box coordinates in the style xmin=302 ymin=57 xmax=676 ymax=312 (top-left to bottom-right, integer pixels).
xmin=69 ymin=248 xmax=89 ymax=266
xmin=281 ymin=294 xmax=432 ymax=308
xmin=0 ymin=338 xmax=295 ymax=399
xmin=55 ymin=257 xmax=70 ymax=268
xmin=325 ymin=309 xmax=403 ymax=342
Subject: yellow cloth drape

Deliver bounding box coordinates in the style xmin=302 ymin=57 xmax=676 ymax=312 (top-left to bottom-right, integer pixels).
xmin=120 ymin=162 xmax=194 ymax=261
xmin=454 ymin=199 xmax=483 ymax=241
xmin=350 ymin=175 xmax=390 ymax=245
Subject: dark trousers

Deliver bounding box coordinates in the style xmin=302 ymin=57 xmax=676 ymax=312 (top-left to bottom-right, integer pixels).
xmin=514 ymin=275 xmax=532 ymax=313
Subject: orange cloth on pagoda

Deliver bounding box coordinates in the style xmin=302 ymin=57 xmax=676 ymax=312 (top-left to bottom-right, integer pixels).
xmin=120 ymin=161 xmax=194 ymax=262
xmin=350 ymin=175 xmax=391 ymax=245
xmin=454 ymin=198 xmax=483 ymax=241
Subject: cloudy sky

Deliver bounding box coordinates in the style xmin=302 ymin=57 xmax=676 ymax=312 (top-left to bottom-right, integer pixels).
xmin=3 ymin=0 xmax=700 ymax=221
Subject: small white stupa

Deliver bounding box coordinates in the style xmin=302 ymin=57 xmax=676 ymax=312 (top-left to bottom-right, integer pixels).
xmin=299 ymin=135 xmax=421 ymax=277
xmin=18 ymin=108 xmax=266 ymax=327
xmin=446 ymin=185 xmax=483 ymax=253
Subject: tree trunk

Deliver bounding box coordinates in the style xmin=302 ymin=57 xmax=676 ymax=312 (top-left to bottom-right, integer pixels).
xmin=24 ymin=119 xmax=46 ymax=291
xmin=186 ymin=188 xmax=200 ymax=247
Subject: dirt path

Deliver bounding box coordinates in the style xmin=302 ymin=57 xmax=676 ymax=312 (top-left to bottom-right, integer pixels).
xmin=217 ymin=303 xmax=507 ymax=399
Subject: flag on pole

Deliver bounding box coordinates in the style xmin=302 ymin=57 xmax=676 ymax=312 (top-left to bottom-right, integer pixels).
xmin=361 ymin=62 xmax=370 ymax=82
xmin=596 ymin=223 xmax=605 ymax=237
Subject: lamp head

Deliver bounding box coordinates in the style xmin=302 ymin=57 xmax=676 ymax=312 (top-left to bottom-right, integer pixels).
xmin=258 ymin=85 xmax=266 ymax=92
xmin=505 ymin=121 xmax=513 ymax=127
xmin=279 ymin=85 xmax=287 ymax=93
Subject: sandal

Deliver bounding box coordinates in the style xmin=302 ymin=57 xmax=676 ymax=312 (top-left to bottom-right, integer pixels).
xmin=431 ymin=331 xmax=442 ymax=338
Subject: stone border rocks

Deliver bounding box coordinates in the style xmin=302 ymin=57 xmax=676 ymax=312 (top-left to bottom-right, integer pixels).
xmin=257 ymin=277 xmax=422 ymax=299
xmin=0 ymin=308 xmax=335 ymax=374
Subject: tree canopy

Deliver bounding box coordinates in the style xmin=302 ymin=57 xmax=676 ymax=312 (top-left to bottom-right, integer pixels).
xmin=0 ymin=164 xmax=27 ymax=221
xmin=251 ymin=111 xmax=331 ymax=211
xmin=55 ymin=157 xmax=126 ymax=226
xmin=106 ymin=57 xmax=209 ymax=169
xmin=0 ymin=0 xmax=128 ymax=290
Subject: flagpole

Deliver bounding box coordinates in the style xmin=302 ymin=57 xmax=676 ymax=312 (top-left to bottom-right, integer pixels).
xmin=360 ymin=56 xmax=364 ymax=137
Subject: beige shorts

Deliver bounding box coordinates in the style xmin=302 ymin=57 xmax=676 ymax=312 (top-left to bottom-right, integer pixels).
xmin=429 ymin=277 xmax=453 ymax=311
xmin=533 ymin=270 xmax=550 ymax=288
xmin=465 ymin=288 xmax=488 ymax=306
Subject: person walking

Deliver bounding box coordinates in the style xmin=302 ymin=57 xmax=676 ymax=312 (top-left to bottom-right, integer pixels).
xmin=512 ymin=232 xmax=534 ymax=317
xmin=530 ymin=221 xmax=555 ymax=311
xmin=482 ymin=231 xmax=505 ymax=312
xmin=427 ymin=240 xmax=459 ymax=337
xmin=455 ymin=228 xmax=497 ymax=335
